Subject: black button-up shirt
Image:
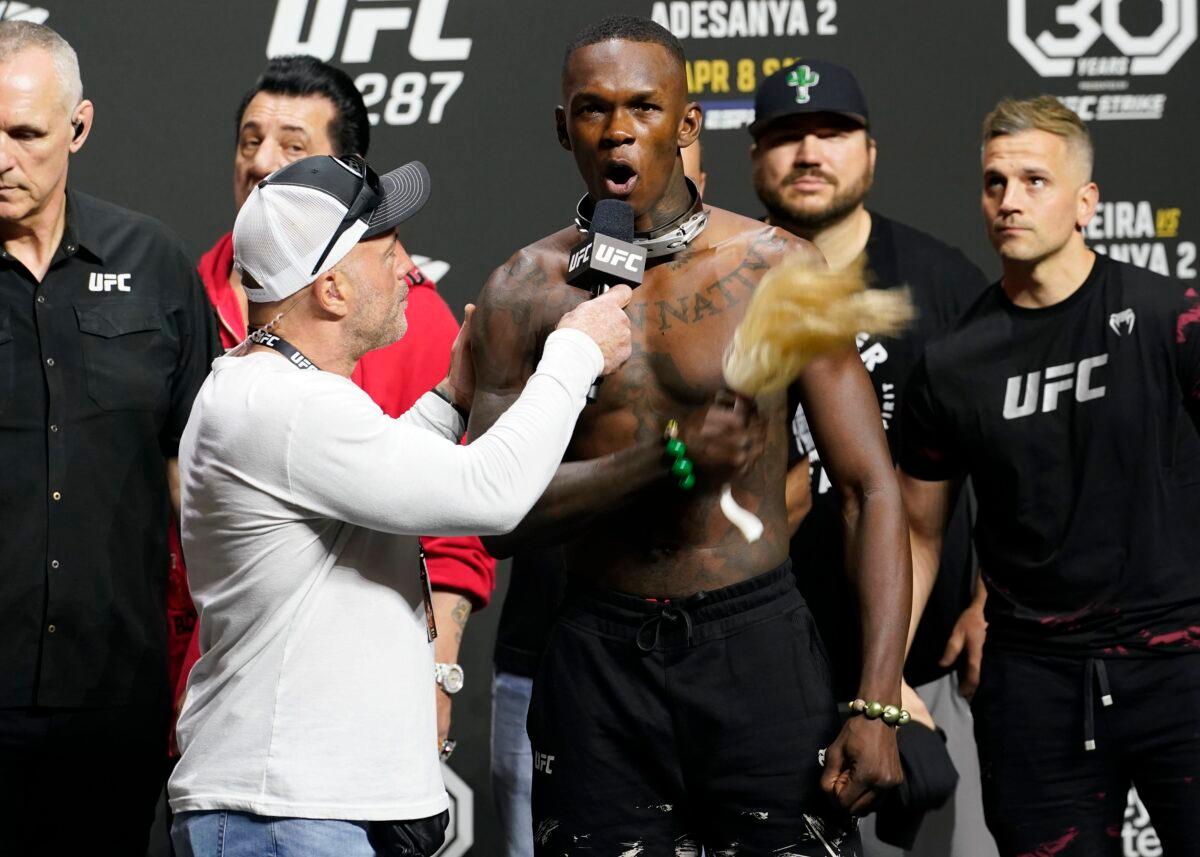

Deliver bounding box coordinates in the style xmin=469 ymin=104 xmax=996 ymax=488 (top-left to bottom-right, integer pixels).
xmin=0 ymin=190 xmax=218 ymax=708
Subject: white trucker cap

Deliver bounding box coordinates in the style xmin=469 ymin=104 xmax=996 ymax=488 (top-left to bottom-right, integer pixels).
xmin=233 ymin=154 xmax=431 ymax=303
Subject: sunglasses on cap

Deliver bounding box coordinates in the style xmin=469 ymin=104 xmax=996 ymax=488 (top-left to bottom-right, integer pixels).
xmin=310 ymin=154 xmax=382 ymax=276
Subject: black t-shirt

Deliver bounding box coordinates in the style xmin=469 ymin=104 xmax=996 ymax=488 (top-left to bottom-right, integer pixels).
xmin=900 ymin=254 xmax=1200 ymax=656
xmin=788 ymin=213 xmax=989 ymax=698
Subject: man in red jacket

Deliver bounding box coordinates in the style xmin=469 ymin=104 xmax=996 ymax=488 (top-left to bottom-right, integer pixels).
xmin=169 ymin=55 xmax=494 ymax=753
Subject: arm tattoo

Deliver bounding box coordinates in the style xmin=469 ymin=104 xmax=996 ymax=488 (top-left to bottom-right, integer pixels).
xmin=450 ymin=596 xmax=471 ymax=644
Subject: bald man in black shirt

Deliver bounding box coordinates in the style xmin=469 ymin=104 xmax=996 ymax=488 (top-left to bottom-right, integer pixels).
xmin=0 ymin=22 xmax=217 ymax=856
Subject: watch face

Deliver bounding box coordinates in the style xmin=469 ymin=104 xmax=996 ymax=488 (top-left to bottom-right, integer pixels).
xmin=441 ymin=664 xmax=464 ymax=694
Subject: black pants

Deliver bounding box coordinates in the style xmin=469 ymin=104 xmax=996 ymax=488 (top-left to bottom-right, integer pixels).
xmin=528 ymin=563 xmax=860 ymax=855
xmin=0 ymin=702 xmax=169 ymax=856
xmin=973 ymin=648 xmax=1200 ymax=856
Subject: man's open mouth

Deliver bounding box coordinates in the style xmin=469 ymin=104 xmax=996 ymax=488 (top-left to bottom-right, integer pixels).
xmin=602 ymin=162 xmax=639 ymax=196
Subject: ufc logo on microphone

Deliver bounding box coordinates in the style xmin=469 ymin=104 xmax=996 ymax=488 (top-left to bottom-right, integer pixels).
xmin=568 ymin=244 xmax=592 ymax=271
xmin=1002 ymin=354 xmax=1108 ymax=420
xmin=594 ymin=242 xmax=643 ymax=273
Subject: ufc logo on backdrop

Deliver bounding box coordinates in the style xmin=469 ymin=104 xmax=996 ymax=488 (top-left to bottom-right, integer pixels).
xmin=1002 ymin=354 xmax=1109 ymax=420
xmin=1008 ymin=0 xmax=1196 ymax=76
xmin=266 ymin=0 xmax=470 ymax=126
xmin=267 ymin=0 xmax=469 ymax=62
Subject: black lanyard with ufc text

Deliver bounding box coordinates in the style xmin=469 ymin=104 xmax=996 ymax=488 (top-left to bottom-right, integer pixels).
xmin=248 ymin=328 xmax=320 ymax=371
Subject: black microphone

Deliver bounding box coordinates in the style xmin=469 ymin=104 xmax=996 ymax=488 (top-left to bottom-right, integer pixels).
xmin=566 ymin=199 xmax=645 ymax=401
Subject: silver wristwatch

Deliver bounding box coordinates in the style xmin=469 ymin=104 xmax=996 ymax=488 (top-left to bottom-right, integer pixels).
xmin=434 ymin=662 xmax=465 ymax=695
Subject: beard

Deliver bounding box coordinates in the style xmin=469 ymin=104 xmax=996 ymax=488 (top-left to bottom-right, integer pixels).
xmin=349 ymin=289 xmax=407 ymax=358
xmin=755 ymin=165 xmax=873 ymax=233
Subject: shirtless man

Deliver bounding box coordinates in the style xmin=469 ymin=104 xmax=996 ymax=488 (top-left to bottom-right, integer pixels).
xmin=470 ymin=16 xmax=908 ymax=854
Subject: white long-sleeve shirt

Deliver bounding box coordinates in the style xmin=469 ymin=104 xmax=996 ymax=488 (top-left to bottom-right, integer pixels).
xmin=168 ymin=328 xmax=602 ymax=820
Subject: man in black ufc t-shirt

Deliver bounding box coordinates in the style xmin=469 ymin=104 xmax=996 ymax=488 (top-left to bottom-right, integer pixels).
xmin=900 ymin=97 xmax=1200 ymax=856
xmin=751 ymin=60 xmax=992 ymax=855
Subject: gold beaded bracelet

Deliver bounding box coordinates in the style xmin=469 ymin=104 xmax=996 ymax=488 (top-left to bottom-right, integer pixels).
xmin=849 ymin=698 xmax=911 ymax=727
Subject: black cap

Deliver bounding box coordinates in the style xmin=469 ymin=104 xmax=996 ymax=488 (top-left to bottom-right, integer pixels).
xmin=748 ymin=59 xmax=869 ymax=138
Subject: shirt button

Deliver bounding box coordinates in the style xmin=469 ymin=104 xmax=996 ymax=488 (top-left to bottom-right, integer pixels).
xmin=65 ymin=245 xmax=76 ymax=254
xmin=46 ymin=357 xmax=55 ymax=367
xmin=36 ymin=295 xmax=45 ymax=304
xmin=47 ymin=624 xmax=57 ymax=634
xmin=49 ymin=424 xmax=59 ymax=433
xmin=50 ymin=560 xmax=60 ymax=569
xmin=51 ymin=490 xmax=61 ymax=501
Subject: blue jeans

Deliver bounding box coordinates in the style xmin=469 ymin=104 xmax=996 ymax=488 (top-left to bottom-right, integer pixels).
xmin=172 ymin=810 xmax=374 ymax=857
xmin=491 ymin=670 xmax=534 ymax=857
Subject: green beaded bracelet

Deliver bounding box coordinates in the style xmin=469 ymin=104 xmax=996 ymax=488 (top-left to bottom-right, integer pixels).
xmin=849 ymin=698 xmax=910 ymax=727
xmin=663 ymin=419 xmax=696 ymax=491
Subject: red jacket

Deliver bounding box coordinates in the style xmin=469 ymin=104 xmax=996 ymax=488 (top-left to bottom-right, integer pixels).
xmin=167 ymin=233 xmax=495 ymax=736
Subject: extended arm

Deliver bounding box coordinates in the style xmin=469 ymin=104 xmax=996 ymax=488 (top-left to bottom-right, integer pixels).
xmin=288 ymin=327 xmax=604 ymax=537
xmin=467 ymin=261 xmax=663 ymax=557
xmin=797 ymin=346 xmax=907 ymax=813
xmin=800 ymin=347 xmax=910 ymax=704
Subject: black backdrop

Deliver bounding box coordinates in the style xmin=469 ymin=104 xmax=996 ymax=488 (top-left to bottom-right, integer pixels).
xmin=29 ymin=0 xmax=1197 ymax=853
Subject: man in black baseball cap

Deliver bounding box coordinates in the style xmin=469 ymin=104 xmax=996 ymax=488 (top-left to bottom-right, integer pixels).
xmin=748 ymin=58 xmax=869 ymax=136
xmin=749 ymin=60 xmax=997 ymax=857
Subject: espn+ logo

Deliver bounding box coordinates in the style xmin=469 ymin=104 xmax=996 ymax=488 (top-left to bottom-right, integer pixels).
xmin=267 ymin=0 xmax=471 ymax=127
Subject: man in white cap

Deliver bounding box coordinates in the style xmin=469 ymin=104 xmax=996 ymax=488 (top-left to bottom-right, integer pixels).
xmin=167 ymin=153 xmax=632 ymax=857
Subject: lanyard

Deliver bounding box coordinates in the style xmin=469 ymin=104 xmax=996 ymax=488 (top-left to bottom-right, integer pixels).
xmin=248 ymin=328 xmax=320 ymax=371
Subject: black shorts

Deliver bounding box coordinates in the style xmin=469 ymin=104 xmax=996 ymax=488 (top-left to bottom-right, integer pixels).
xmin=973 ymin=648 xmax=1200 ymax=856
xmin=527 ymin=563 xmax=860 ymax=855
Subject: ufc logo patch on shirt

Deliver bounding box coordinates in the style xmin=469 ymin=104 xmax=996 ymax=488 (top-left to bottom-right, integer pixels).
xmin=1003 ymin=354 xmax=1109 ymax=420
xmin=87 ymin=272 xmax=132 ymax=292
xmin=533 ymin=751 xmax=555 ymax=774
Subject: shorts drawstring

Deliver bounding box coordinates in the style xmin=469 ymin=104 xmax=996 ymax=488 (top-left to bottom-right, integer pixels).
xmin=1083 ymin=657 xmax=1115 ymax=752
xmin=636 ymin=593 xmax=706 ymax=652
